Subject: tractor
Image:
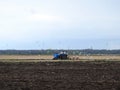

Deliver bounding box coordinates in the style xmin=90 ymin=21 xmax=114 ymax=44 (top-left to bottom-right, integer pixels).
xmin=53 ymin=51 xmax=68 ymax=60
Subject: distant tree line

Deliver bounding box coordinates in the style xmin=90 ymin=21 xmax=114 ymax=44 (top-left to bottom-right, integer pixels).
xmin=0 ymin=49 xmax=120 ymax=55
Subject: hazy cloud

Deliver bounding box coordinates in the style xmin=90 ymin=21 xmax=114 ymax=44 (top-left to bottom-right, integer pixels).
xmin=0 ymin=0 xmax=120 ymax=49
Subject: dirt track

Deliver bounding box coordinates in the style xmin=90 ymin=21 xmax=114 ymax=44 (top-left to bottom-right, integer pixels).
xmin=0 ymin=61 xmax=120 ymax=90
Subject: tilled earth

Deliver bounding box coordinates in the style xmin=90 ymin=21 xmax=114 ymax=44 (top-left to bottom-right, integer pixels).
xmin=0 ymin=61 xmax=120 ymax=90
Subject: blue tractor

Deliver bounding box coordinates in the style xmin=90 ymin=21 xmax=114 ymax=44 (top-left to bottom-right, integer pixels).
xmin=53 ymin=52 xmax=68 ymax=60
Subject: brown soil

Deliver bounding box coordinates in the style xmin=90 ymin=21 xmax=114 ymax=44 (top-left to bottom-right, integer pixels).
xmin=0 ymin=61 xmax=120 ymax=90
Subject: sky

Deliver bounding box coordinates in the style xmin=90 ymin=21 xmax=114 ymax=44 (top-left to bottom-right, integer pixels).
xmin=0 ymin=0 xmax=120 ymax=49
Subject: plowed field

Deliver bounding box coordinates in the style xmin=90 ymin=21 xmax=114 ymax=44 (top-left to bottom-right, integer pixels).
xmin=0 ymin=61 xmax=120 ymax=90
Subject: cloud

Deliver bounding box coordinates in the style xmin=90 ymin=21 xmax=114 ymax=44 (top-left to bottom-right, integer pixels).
xmin=0 ymin=0 xmax=120 ymax=49
xmin=26 ymin=13 xmax=64 ymax=23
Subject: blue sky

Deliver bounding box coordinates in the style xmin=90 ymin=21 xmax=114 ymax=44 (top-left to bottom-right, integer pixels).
xmin=0 ymin=0 xmax=120 ymax=49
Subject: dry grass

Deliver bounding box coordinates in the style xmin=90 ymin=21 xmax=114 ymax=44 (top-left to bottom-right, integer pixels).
xmin=0 ymin=55 xmax=120 ymax=61
xmin=69 ymin=55 xmax=120 ymax=60
xmin=0 ymin=55 xmax=52 ymax=60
